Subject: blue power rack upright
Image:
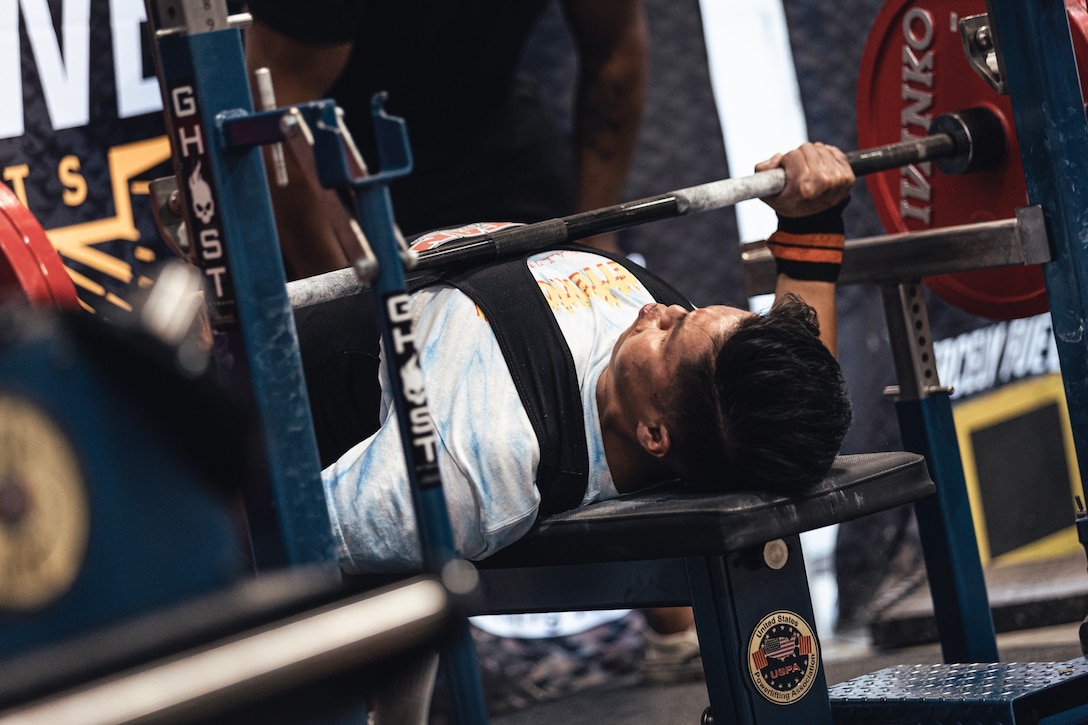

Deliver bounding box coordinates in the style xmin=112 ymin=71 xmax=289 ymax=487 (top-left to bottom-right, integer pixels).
xmin=147 ymin=2 xmax=335 ymax=573
xmin=987 ymin=0 xmax=1088 ymax=490
xmin=144 ymin=2 xmax=490 ymax=722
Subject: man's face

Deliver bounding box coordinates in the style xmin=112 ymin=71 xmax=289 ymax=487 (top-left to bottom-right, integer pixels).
xmin=608 ymin=303 xmax=755 ymax=418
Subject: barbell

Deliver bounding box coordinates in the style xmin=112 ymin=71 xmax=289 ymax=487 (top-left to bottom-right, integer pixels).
xmin=288 ymin=100 xmax=1041 ymax=312
xmin=406 ymin=108 xmax=1002 ymax=278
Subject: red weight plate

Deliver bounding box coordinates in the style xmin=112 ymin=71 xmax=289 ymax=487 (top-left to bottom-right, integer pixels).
xmin=0 ymin=204 xmax=53 ymax=305
xmin=855 ymin=0 xmax=1087 ymax=319
xmin=0 ymin=184 xmax=80 ymax=309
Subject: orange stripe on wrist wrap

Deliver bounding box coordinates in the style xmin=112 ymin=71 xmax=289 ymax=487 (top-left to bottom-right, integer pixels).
xmin=766 ymin=230 xmax=845 ymax=265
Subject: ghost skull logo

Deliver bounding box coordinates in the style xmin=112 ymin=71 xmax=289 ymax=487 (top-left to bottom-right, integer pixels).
xmin=188 ymin=160 xmax=215 ymax=224
xmin=401 ymin=353 xmax=427 ymax=407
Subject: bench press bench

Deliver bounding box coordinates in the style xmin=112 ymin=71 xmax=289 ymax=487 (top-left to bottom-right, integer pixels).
xmin=480 ymin=452 xmax=930 ymax=568
xmin=472 ymin=451 xmax=935 ymax=723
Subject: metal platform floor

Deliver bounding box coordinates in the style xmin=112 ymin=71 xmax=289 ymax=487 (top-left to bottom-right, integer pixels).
xmin=487 ymin=548 xmax=1088 ymax=724
xmin=483 ymin=542 xmax=1088 ymax=718
xmin=489 ymin=621 xmax=1086 ymax=724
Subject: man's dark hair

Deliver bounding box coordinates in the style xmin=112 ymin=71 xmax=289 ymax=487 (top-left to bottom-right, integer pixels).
xmin=664 ymin=294 xmax=852 ymax=495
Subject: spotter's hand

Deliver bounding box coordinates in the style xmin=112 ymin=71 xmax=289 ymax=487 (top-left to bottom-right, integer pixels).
xmin=755 ymin=142 xmax=855 ymax=219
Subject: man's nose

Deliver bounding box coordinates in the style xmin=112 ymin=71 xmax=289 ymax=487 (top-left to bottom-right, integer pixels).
xmin=658 ymin=305 xmax=687 ymax=329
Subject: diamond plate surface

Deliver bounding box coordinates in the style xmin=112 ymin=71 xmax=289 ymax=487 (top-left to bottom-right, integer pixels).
xmin=830 ymin=659 xmax=1088 ymax=723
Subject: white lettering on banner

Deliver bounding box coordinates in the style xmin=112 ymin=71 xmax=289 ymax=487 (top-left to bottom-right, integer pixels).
xmin=111 ymin=0 xmax=160 ymax=118
xmin=935 ymin=324 xmax=1007 ymax=397
xmin=0 ymin=1 xmax=22 ymax=138
xmin=1000 ymin=314 xmax=1058 ymax=379
xmin=2 ymin=0 xmax=90 ymax=138
xmin=934 ymin=313 xmax=1061 ymax=399
xmin=1 ymin=0 xmax=162 ymax=139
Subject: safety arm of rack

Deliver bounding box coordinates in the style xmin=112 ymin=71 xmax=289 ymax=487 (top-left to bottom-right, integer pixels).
xmin=741 ymin=205 xmax=1050 ymax=297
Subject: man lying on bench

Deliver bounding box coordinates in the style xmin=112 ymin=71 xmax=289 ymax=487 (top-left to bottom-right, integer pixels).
xmin=296 ymin=141 xmax=856 ymax=574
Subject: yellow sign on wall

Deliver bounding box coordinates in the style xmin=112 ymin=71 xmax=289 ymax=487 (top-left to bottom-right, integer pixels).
xmin=953 ymin=373 xmax=1084 ymax=565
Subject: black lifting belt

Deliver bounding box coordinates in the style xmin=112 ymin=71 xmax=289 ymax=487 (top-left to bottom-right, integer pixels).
xmin=440 ymin=246 xmax=691 ymax=518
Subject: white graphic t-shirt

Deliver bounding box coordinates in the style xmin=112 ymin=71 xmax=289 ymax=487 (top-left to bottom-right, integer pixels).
xmin=323 ymin=226 xmax=658 ymax=573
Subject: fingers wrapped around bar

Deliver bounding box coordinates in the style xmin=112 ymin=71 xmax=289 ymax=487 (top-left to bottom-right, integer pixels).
xmin=757 ymin=142 xmax=855 ymax=282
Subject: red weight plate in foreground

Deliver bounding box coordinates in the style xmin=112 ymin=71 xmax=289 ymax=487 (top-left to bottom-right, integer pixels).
xmin=0 ymin=204 xmax=54 ymax=305
xmin=0 ymin=183 xmax=80 ymax=309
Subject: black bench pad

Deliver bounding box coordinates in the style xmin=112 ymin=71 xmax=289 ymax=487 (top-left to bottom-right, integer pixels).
xmin=479 ymin=452 xmax=932 ymax=568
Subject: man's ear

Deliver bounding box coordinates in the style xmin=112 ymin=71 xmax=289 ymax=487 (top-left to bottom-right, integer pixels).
xmin=636 ymin=419 xmax=671 ymax=459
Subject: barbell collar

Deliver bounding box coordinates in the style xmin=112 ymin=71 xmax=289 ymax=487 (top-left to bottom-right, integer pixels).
xmin=930 ymin=107 xmax=1008 ymax=176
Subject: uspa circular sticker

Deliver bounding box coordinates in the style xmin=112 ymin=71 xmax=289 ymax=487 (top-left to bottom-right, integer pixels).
xmin=747 ymin=610 xmax=819 ymax=704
